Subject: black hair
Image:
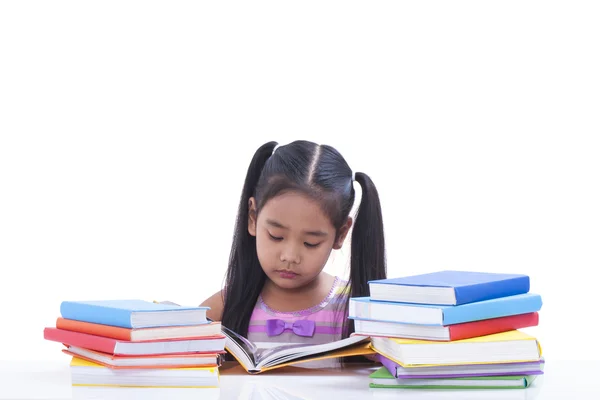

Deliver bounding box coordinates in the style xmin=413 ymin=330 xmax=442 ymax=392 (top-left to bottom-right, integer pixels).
xmin=221 ymin=140 xmax=386 ymax=339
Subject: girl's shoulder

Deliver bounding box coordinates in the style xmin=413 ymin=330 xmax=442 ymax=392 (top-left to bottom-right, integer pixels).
xmin=332 ymin=275 xmax=350 ymax=298
xmin=199 ymin=289 xmax=224 ymax=321
xmin=325 ymin=275 xmax=351 ymax=307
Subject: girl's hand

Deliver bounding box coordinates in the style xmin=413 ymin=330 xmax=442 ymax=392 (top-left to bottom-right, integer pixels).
xmin=153 ymin=300 xmax=181 ymax=306
xmin=365 ymin=353 xmax=380 ymax=363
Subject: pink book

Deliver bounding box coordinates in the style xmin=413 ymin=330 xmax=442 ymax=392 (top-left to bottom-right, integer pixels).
xmin=44 ymin=327 xmax=226 ymax=355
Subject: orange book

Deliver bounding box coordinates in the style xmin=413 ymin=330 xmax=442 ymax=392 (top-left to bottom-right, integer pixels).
xmin=56 ymin=317 xmax=222 ymax=342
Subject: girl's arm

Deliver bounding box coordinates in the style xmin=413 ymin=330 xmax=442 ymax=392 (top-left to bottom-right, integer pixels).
xmin=200 ymin=290 xmax=224 ymax=322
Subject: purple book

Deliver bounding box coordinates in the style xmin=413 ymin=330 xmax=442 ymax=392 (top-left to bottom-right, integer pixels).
xmin=377 ymin=354 xmax=545 ymax=379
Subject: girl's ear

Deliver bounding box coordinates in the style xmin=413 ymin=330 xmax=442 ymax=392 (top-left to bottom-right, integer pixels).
xmin=248 ymin=197 xmax=258 ymax=236
xmin=333 ymin=217 xmax=353 ymax=249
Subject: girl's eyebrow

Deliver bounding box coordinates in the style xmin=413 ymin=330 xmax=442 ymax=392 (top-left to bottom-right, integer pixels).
xmin=266 ymin=219 xmax=328 ymax=237
xmin=266 ymin=219 xmax=287 ymax=229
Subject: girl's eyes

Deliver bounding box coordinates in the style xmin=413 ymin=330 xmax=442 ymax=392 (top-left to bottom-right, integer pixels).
xmin=268 ymin=233 xmax=283 ymax=241
xmin=304 ymin=242 xmax=320 ymax=248
xmin=267 ymin=232 xmax=321 ymax=248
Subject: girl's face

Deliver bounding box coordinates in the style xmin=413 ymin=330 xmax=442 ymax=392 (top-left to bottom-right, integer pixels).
xmin=248 ymin=191 xmax=351 ymax=290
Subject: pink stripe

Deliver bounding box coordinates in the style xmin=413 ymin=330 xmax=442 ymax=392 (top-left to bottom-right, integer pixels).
xmin=250 ymin=308 xmax=276 ymax=320
xmin=247 ymin=325 xmax=342 ymax=335
xmin=250 ymin=309 xmax=345 ymax=323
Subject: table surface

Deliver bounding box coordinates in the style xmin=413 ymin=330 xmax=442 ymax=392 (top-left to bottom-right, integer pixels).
xmin=0 ymin=359 xmax=595 ymax=400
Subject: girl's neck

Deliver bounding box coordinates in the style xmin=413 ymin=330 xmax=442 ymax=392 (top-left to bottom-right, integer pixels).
xmin=261 ymin=272 xmax=335 ymax=313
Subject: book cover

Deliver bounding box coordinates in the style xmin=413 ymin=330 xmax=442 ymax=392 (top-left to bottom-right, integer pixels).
xmin=44 ymin=327 xmax=226 ymax=355
xmin=349 ymin=293 xmax=542 ymax=326
xmin=387 ymin=330 xmax=540 ymax=346
xmin=60 ymin=299 xmax=209 ymax=328
xmin=55 ymin=317 xmax=221 ymax=342
xmin=353 ymin=312 xmax=539 ymax=341
xmin=377 ymin=354 xmax=545 ymax=378
xmin=62 ymin=345 xmax=223 ymax=369
xmin=368 ymin=270 xmax=530 ymax=305
xmin=69 ymin=357 xmax=219 ymax=388
xmin=369 ymin=366 xmax=537 ymax=389
xmin=448 ymin=312 xmax=539 ymax=340
xmin=370 ymin=330 xmax=543 ymax=367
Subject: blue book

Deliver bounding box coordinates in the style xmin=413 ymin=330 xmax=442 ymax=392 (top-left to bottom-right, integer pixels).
xmin=60 ymin=299 xmax=209 ymax=329
xmin=368 ymin=270 xmax=530 ymax=305
xmin=349 ymin=293 xmax=542 ymax=326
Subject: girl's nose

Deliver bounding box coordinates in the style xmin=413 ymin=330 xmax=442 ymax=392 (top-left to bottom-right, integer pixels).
xmin=280 ymin=243 xmax=301 ymax=264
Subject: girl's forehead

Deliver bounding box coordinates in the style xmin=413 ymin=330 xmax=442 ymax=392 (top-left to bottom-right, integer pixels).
xmin=259 ymin=192 xmax=335 ymax=231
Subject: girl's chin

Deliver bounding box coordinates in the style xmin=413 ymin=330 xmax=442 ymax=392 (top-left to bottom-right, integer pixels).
xmin=269 ymin=274 xmax=306 ymax=289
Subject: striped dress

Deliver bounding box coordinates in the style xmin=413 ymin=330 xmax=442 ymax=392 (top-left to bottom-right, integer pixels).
xmin=247 ymin=276 xmax=350 ymax=368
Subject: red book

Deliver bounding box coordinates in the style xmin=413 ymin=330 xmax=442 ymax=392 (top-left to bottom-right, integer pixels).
xmin=448 ymin=312 xmax=539 ymax=340
xmin=44 ymin=327 xmax=226 ymax=355
xmin=353 ymin=312 xmax=539 ymax=341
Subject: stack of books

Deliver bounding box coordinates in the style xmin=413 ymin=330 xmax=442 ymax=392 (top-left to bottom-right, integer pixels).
xmin=349 ymin=270 xmax=544 ymax=390
xmin=43 ymin=299 xmax=226 ymax=389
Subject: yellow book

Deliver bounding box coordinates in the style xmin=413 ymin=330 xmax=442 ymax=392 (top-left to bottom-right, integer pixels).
xmin=69 ymin=357 xmax=219 ymax=388
xmin=371 ymin=330 xmax=542 ymax=368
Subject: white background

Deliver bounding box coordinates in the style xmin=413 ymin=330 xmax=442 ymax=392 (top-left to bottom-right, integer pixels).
xmin=1 ymin=1 xmax=598 ymax=362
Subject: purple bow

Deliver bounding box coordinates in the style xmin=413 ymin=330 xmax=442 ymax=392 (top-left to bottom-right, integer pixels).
xmin=265 ymin=319 xmax=316 ymax=337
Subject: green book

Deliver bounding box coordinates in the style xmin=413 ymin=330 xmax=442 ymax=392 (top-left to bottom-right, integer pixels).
xmin=369 ymin=367 xmax=538 ymax=389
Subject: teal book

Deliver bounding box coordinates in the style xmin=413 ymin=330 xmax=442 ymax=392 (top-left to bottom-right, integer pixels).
xmin=349 ymin=293 xmax=542 ymax=326
xmin=369 ymin=367 xmax=537 ymax=389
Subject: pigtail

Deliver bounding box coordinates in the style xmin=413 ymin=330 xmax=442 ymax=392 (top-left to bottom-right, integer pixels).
xmin=221 ymin=141 xmax=278 ymax=338
xmin=342 ymin=171 xmax=387 ymax=338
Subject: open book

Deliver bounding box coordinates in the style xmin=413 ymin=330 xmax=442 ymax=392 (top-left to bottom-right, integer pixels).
xmin=221 ymin=325 xmax=373 ymax=374
xmin=152 ymin=300 xmax=374 ymax=373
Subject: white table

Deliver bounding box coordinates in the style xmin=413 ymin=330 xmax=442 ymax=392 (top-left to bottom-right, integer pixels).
xmin=0 ymin=359 xmax=594 ymax=399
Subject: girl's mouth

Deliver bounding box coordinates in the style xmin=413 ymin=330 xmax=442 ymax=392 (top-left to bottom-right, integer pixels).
xmin=276 ymin=270 xmax=298 ymax=279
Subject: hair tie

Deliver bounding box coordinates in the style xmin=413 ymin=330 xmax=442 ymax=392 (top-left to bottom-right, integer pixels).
xmin=272 ymin=144 xmax=280 ymax=155
xmin=351 ymin=171 xmax=356 ymax=181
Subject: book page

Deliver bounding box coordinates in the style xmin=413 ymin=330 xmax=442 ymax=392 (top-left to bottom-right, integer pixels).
xmin=222 ymin=326 xmax=259 ymax=367
xmin=256 ymin=335 xmax=368 ymax=368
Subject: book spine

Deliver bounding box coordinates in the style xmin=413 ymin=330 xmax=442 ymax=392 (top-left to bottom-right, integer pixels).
xmin=60 ymin=301 xmax=133 ymax=328
xmin=376 ymin=353 xmax=401 ymax=378
xmin=453 ymin=275 xmax=530 ymax=305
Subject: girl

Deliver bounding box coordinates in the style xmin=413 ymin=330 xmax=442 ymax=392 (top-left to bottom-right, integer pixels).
xmin=201 ymin=140 xmax=386 ymax=357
